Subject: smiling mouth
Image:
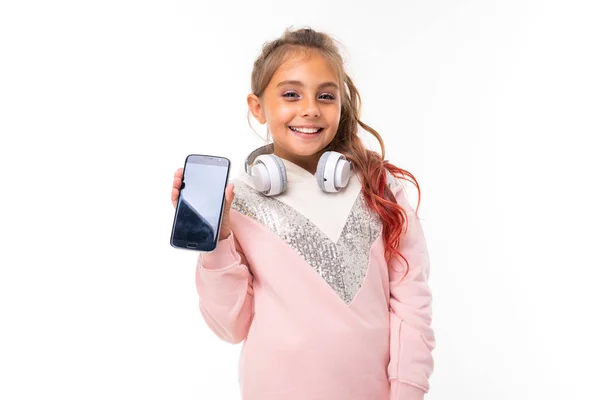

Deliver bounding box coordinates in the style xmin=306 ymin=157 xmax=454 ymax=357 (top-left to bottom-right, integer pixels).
xmin=288 ymin=127 xmax=324 ymax=134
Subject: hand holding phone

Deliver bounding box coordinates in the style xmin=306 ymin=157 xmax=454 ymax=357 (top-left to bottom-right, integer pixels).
xmin=171 ymin=168 xmax=235 ymax=241
xmin=170 ymin=155 xmax=233 ymax=251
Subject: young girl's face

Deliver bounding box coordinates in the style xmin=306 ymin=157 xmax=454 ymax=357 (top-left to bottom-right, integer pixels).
xmin=248 ymin=50 xmax=342 ymax=169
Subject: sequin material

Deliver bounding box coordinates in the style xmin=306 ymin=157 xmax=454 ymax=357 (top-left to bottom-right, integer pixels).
xmin=231 ymin=179 xmax=383 ymax=304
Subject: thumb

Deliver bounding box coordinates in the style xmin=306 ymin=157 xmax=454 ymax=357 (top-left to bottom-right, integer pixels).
xmin=223 ymin=184 xmax=235 ymax=211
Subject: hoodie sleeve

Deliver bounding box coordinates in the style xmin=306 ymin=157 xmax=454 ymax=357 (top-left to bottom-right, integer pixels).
xmin=387 ymin=182 xmax=435 ymax=400
xmin=195 ymin=230 xmax=254 ymax=344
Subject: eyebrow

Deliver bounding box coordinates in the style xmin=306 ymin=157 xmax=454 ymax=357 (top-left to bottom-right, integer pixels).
xmin=276 ymin=80 xmax=339 ymax=91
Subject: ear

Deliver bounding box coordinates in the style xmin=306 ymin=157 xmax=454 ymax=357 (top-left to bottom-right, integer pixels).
xmin=247 ymin=93 xmax=266 ymax=124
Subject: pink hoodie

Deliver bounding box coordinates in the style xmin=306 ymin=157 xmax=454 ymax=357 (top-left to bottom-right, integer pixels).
xmin=195 ymin=160 xmax=435 ymax=400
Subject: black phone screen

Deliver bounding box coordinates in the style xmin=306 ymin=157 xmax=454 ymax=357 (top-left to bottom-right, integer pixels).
xmin=170 ymin=155 xmax=230 ymax=252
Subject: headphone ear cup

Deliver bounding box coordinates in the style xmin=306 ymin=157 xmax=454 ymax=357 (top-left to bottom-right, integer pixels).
xmin=253 ymin=154 xmax=287 ymax=196
xmin=271 ymin=155 xmax=287 ymax=194
xmin=317 ymin=151 xmax=352 ymax=193
xmin=316 ymin=152 xmax=331 ymax=192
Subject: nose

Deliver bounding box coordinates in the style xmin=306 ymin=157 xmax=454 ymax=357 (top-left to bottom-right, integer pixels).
xmin=301 ymin=98 xmax=320 ymax=118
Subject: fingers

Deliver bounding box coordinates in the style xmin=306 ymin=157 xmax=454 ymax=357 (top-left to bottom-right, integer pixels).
xmin=172 ymin=176 xmax=182 ymax=190
xmin=173 ymin=168 xmax=183 ymax=188
xmin=171 ymin=188 xmax=179 ymax=208
xmin=171 ymin=170 xmax=183 ymax=209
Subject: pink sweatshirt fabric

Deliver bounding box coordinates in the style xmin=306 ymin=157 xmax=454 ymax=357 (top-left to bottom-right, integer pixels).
xmin=195 ymin=170 xmax=435 ymax=400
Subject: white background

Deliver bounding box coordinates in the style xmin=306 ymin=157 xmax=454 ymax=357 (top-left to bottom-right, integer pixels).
xmin=1 ymin=1 xmax=599 ymax=399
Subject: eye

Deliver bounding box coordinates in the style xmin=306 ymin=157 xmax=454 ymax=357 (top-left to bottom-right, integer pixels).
xmin=320 ymin=93 xmax=336 ymax=100
xmin=282 ymin=91 xmax=299 ymax=98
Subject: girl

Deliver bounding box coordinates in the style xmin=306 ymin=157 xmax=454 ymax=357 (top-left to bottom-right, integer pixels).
xmin=171 ymin=27 xmax=435 ymax=400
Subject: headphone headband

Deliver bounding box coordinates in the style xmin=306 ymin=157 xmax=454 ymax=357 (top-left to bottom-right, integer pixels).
xmin=245 ymin=145 xmax=354 ymax=172
xmin=245 ymin=144 xmax=353 ymax=195
xmin=244 ymin=144 xmax=274 ymax=174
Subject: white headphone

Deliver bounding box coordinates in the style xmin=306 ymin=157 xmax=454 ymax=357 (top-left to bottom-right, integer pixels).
xmin=244 ymin=144 xmax=353 ymax=196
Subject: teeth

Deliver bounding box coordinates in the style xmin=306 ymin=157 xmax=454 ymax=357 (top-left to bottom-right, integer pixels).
xmin=290 ymin=127 xmax=320 ymax=134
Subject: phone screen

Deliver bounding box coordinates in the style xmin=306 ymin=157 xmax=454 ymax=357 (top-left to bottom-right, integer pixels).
xmin=170 ymin=155 xmax=230 ymax=252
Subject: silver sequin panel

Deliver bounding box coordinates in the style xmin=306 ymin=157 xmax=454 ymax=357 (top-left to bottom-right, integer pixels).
xmin=231 ymin=179 xmax=383 ymax=304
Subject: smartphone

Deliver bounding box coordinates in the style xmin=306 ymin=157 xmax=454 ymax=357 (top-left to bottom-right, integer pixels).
xmin=170 ymin=154 xmax=231 ymax=252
